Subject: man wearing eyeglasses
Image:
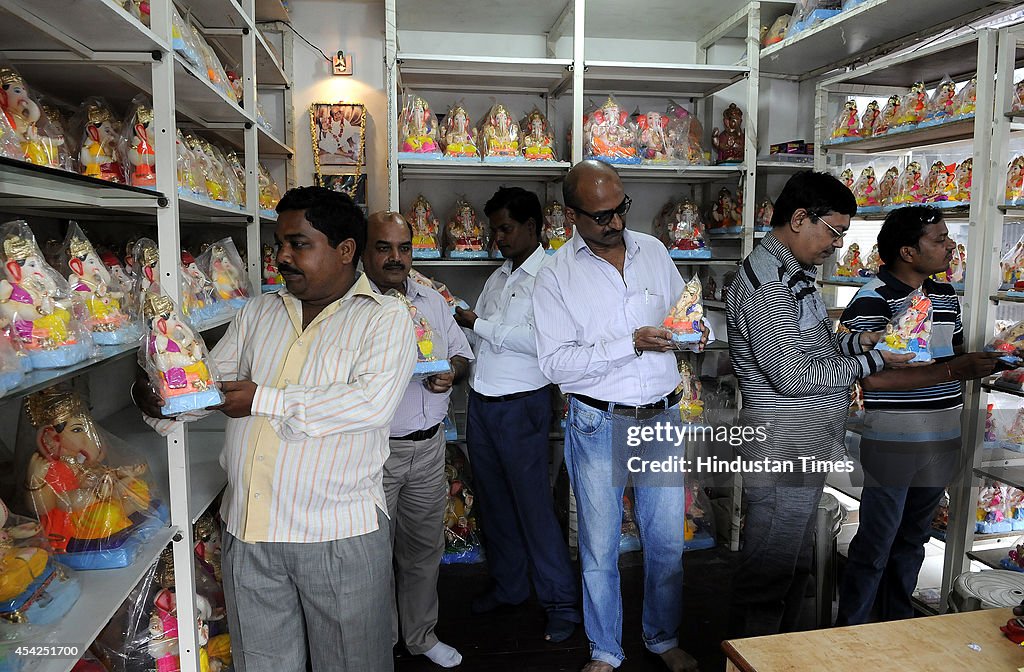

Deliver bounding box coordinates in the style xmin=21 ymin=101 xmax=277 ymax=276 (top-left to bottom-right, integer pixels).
xmin=533 ymin=160 xmax=710 ymax=672
xmin=725 ymin=171 xmax=913 ymax=638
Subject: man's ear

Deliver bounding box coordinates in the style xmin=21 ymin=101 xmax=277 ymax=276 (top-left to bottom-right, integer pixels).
xmin=337 ymin=238 xmax=357 ymax=266
xmin=790 ymin=208 xmax=808 ymax=232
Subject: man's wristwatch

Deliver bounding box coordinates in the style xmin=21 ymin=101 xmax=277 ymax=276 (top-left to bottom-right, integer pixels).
xmin=633 ymin=329 xmax=642 ymax=357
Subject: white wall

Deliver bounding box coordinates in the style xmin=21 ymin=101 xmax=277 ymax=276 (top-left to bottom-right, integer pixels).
xmin=290 ymin=0 xmax=389 ymax=211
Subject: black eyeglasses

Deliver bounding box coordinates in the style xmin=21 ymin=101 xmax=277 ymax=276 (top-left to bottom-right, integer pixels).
xmin=811 ymin=213 xmax=846 ymax=242
xmin=568 ymin=195 xmax=631 ymax=227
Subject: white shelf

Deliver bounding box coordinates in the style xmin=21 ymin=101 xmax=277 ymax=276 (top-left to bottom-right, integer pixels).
xmin=178 ymin=195 xmax=251 ymax=222
xmin=990 ymin=293 xmax=1024 ymax=304
xmin=395 ymin=0 xmax=564 ymax=36
xmin=207 ymin=24 xmax=290 ymax=88
xmin=413 ymin=260 xmax=503 ymax=267
xmin=399 ymin=159 xmax=570 ymax=181
xmin=999 ymin=204 xmax=1024 ymax=215
xmin=582 ymin=61 xmax=748 ymax=99
xmin=185 ymin=0 xmax=251 ymax=31
xmin=261 ymin=211 xmax=278 ymax=224
xmin=704 ymin=299 xmax=726 ymax=310
xmin=823 ymin=119 xmax=975 ymax=154
xmin=0 ymin=157 xmax=164 ymax=219
xmin=758 ymin=0 xmax=1009 ymax=78
xmin=616 ymin=164 xmax=744 ymax=182
xmin=396 ymin=54 xmax=572 ymax=94
xmin=255 ymin=0 xmax=290 ymax=23
xmin=210 ymin=125 xmax=294 ymax=158
xmin=104 ymin=407 xmax=228 ymax=525
xmin=585 ymin=0 xmax=759 ymax=42
xmin=756 ymin=158 xmax=815 ymax=171
xmin=0 ymin=0 xmax=169 ymax=53
xmin=173 ymin=54 xmax=253 ymax=126
xmin=29 ymin=527 xmax=177 ymax=672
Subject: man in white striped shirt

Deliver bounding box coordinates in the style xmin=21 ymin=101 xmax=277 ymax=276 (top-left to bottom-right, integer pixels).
xmin=134 ymin=187 xmax=415 ymax=672
xmin=534 ymin=160 xmax=709 ymax=672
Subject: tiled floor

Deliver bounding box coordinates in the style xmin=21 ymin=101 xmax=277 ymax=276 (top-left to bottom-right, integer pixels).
xmin=395 ymin=546 xmax=736 ymax=672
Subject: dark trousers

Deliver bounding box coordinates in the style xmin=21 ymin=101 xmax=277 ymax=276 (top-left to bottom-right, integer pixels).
xmin=836 ymin=446 xmax=958 ymax=626
xmin=466 ymin=388 xmax=579 ymax=621
xmin=731 ymin=471 xmax=828 ymax=638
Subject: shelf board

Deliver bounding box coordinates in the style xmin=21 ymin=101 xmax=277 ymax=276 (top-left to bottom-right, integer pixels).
xmin=756 ymin=158 xmax=815 ymax=171
xmin=185 ymin=0 xmax=251 ymax=31
xmin=991 ymin=293 xmax=1024 ymax=304
xmin=395 ymin=0 xmax=565 ymax=37
xmin=29 ymin=526 xmax=177 ymax=672
xmin=0 ymin=0 xmax=170 ymax=53
xmin=966 ymin=547 xmax=1021 ymax=571
xmin=674 ymin=259 xmax=740 ymax=266
xmin=104 ymin=407 xmax=228 ymax=525
xmin=704 ymin=299 xmax=726 ymax=310
xmin=192 ymin=308 xmax=241 ymax=333
xmin=399 ymin=159 xmax=570 ymax=181
xmin=999 ymin=204 xmax=1024 ymax=215
xmin=413 ymin=259 xmax=503 ymax=267
xmin=396 ymin=54 xmax=572 ymax=94
xmin=975 ymin=464 xmax=1024 ymax=492
xmin=820 ymin=278 xmax=872 ymax=288
xmin=178 ymin=195 xmax=252 ymax=223
xmin=582 ymin=61 xmax=749 ymax=98
xmin=261 ymin=210 xmax=278 ymax=224
xmin=758 ymin=0 xmax=1008 ymax=79
xmin=1006 ymin=111 xmax=1024 ymax=120
xmin=617 ymin=163 xmax=744 ymax=182
xmin=255 ymin=0 xmax=289 ymax=23
xmin=0 ymin=157 xmax=165 ymax=219
xmin=209 ymin=125 xmax=294 ymax=157
xmin=206 ymin=23 xmax=290 ymax=88
xmin=173 ymin=54 xmax=253 ymax=126
xmin=585 ymin=0 xmax=759 ymax=42
xmin=823 ymin=119 xmax=975 ymax=154
xmin=981 ymin=380 xmax=1024 ymax=399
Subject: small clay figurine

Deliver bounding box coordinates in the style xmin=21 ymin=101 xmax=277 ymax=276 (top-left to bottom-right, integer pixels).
xmin=543 ymin=201 xmax=571 ymax=253
xmin=858 ymin=100 xmax=880 ymax=137
xmin=408 ymin=194 xmax=442 ymax=259
xmin=662 ymin=276 xmax=704 ymax=344
xmin=876 ymin=291 xmax=932 ymax=362
xmin=480 ymin=103 xmax=519 ymax=161
xmin=521 ymin=107 xmax=555 ymax=161
xmin=712 ymin=103 xmax=744 ymax=164
xmin=399 ymin=94 xmax=440 ymax=156
xmin=441 ymin=104 xmax=478 ymax=159
xmin=830 ymin=100 xmax=859 ymax=140
xmin=584 ymin=96 xmax=639 ymax=164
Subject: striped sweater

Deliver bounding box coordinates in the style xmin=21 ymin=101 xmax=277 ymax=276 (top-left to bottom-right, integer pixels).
xmin=726 ymin=234 xmax=884 ymax=462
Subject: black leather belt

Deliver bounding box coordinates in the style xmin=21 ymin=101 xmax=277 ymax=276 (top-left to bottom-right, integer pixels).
xmin=471 ymin=387 xmax=545 ymax=403
xmin=393 ymin=424 xmax=442 ymax=442
xmin=571 ymin=389 xmax=683 ymax=416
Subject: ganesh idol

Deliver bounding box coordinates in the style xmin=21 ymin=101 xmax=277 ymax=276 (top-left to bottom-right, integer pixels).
xmin=480 ymin=103 xmax=520 ymax=161
xmin=62 ymin=223 xmax=136 ymax=344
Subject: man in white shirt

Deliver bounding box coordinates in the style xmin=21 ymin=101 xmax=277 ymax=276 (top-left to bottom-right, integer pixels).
xmin=533 ymin=161 xmax=708 ymax=672
xmin=363 ymin=211 xmax=472 ymax=669
xmin=134 ymin=187 xmax=415 ymax=672
xmin=454 ymin=186 xmax=580 ymax=643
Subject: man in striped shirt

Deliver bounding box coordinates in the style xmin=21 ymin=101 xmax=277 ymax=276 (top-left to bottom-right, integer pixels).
xmin=836 ymin=206 xmax=1000 ymax=625
xmin=726 ymin=171 xmax=910 ymax=638
xmin=134 ymin=187 xmax=416 ymax=672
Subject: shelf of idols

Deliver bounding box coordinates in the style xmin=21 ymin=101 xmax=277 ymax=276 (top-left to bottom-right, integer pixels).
xmin=581 ymin=62 xmax=749 ymax=99
xmin=173 ymin=53 xmax=255 ymax=126
xmin=999 ymin=204 xmax=1024 ymax=214
xmin=616 ymin=163 xmax=745 ymax=182
xmin=966 ymin=546 xmax=1021 ymax=572
xmin=990 ymin=293 xmax=1024 ymax=304
xmin=822 ymin=119 xmax=975 ymax=154
xmin=206 ymin=124 xmax=294 ymax=158
xmin=0 ymin=309 xmax=239 ymax=403
xmin=413 ymin=259 xmax=504 ymax=267
xmin=30 ymin=527 xmax=178 ymax=672
xmin=396 ymin=54 xmax=573 ymax=95
xmin=756 ymin=158 xmax=815 ymax=172
xmin=178 ymin=194 xmax=253 ymax=223
xmin=981 ymin=380 xmax=1024 ymax=400
xmin=398 ymin=159 xmax=572 ymax=181
xmin=0 ymin=157 xmax=165 ymax=219
xmin=974 ymin=464 xmax=1024 ymax=496
xmin=104 ymin=405 xmax=229 ymax=525
xmin=206 ymin=24 xmax=290 ymax=89
xmin=757 ymin=0 xmax=1008 ymax=78
xmin=0 ymin=0 xmax=169 ymax=54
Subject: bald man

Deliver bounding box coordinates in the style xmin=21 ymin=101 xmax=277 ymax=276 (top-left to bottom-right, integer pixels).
xmin=363 ymin=211 xmax=473 ymax=668
xmin=533 ymin=161 xmax=709 ymax=672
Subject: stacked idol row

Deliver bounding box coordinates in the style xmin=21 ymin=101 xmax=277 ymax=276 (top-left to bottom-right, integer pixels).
xmin=836 ymin=159 xmax=973 ymax=215
xmin=655 ymin=188 xmax=775 ymax=259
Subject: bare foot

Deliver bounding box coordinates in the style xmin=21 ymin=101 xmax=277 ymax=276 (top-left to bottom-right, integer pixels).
xmin=581 ymin=661 xmax=614 ymax=672
xmin=659 ymin=647 xmax=699 ymax=672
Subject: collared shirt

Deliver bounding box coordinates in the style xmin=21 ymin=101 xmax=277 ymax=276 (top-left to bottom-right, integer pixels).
xmin=369 ymin=278 xmax=473 ymax=437
xmin=468 ymin=245 xmax=550 ymax=396
xmin=147 ymin=273 xmax=416 ymax=543
xmin=726 ymin=233 xmax=883 ymax=462
xmin=533 ymin=229 xmax=713 ymax=406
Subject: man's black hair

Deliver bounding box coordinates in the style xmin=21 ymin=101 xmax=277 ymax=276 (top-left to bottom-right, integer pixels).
xmin=276 ymin=186 xmax=367 ymax=261
xmin=770 ymin=170 xmax=857 ymax=228
xmin=877 ymin=205 xmax=944 ymax=267
xmin=483 ymin=186 xmax=543 ymax=237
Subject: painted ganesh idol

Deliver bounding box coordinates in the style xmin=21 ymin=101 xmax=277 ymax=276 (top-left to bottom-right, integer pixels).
xmin=121 ymin=95 xmax=157 ymax=188
xmin=22 ymin=385 xmax=165 ymax=569
xmin=584 ymin=96 xmax=639 ymax=164
xmin=521 ymin=107 xmax=556 ymax=161
xmin=408 ymin=194 xmax=442 ymax=259
xmin=480 ymin=103 xmax=520 ymax=162
xmin=0 ymin=65 xmax=62 ymax=167
xmin=398 ymin=91 xmax=441 ymax=158
xmin=62 ymin=223 xmax=137 ymax=345
xmin=197 ymin=238 xmax=251 ymax=308
xmin=0 ymin=221 xmax=91 ymax=369
xmin=74 ymin=97 xmax=124 ymax=183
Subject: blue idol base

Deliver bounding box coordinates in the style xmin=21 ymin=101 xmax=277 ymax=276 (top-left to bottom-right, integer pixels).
xmin=447 ymin=250 xmax=490 ymax=260
xmin=162 ymin=388 xmax=224 ymax=416
xmin=875 ymin=341 xmax=932 ymax=363
xmin=26 ymin=341 xmax=91 ymax=370
xmin=413 ymin=360 xmax=451 ymax=381
xmin=669 ymin=249 xmax=712 ymax=259
xmin=93 ymin=326 xmax=141 ymax=346
xmin=591 ymin=154 xmax=642 ymax=166
xmin=412 ymin=249 xmax=442 ymax=259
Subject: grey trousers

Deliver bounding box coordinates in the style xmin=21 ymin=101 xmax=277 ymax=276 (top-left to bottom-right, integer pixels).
xmin=383 ymin=427 xmax=447 ymax=655
xmin=222 ymin=513 xmax=394 ymax=672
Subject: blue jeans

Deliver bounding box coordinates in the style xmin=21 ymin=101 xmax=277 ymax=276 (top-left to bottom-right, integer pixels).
xmin=836 ymin=445 xmax=958 ymax=625
xmin=565 ymin=397 xmax=685 ymax=668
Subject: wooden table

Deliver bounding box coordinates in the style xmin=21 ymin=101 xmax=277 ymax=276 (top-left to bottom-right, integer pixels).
xmin=723 ymin=608 xmax=1024 ymax=671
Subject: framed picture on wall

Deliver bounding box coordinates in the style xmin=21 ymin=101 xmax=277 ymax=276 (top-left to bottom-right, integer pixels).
xmin=310 ymin=102 xmax=366 ymax=167
xmin=320 ymin=173 xmax=367 ymax=205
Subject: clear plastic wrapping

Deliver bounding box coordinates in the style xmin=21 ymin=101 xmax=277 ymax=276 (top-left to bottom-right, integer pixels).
xmin=387 ymin=289 xmax=451 ymax=380
xmin=919 ymin=76 xmax=957 ymax=128
xmin=1001 ymin=233 xmax=1024 ymax=293
xmin=875 ymin=290 xmax=933 ymax=362
xmin=893 ymin=161 xmax=924 ymax=205
xmin=829 ymin=100 xmax=860 ymax=142
xmin=71 ymin=97 xmax=124 ymax=183
xmin=852 ymin=166 xmax=880 ymax=211
xmin=952 ymin=158 xmax=973 ymax=203
xmin=223 ymin=149 xmax=248 ymax=208
xmin=922 ymin=160 xmax=955 ymax=204
xmin=1008 ymin=156 xmax=1024 ymax=205
xmin=119 ymin=95 xmax=157 ymax=189
xmin=139 ymin=290 xmax=223 ymax=416
xmin=260 ymin=244 xmax=284 ymax=293
xmin=187 ymin=134 xmax=232 ymax=205
xmin=0 ymin=335 xmax=24 ymax=395
xmin=171 ymin=5 xmax=203 ymax=70
xmin=408 ymin=194 xmax=442 ymax=259
xmin=0 ymin=62 xmax=62 ymax=168
xmin=479 ymin=103 xmax=520 ymax=162
xmin=194 ymin=30 xmax=236 ymax=104
xmin=543 ymin=201 xmax=571 ymax=253
xmin=175 ymin=129 xmax=207 ymax=201
xmin=398 ymin=89 xmax=441 ymax=158
xmin=858 ymin=99 xmax=880 ymax=137
xmin=445 ymin=198 xmax=488 ymax=259
xmin=875 ymin=94 xmax=902 ymax=135
xmin=987 ymin=320 xmax=1024 ymax=369
xmin=786 ymin=0 xmax=842 ymax=38
xmin=197 ymin=237 xmax=251 ymax=308
xmin=442 ymin=446 xmax=482 ymax=564
xmin=408 ymin=269 xmax=469 ymax=313
xmin=709 ymin=187 xmax=741 ymax=234
xmin=662 ymin=276 xmax=704 ymax=344
xmin=674 ymin=360 xmax=704 ymax=424
xmin=258 ymin=162 xmax=281 ymax=215
xmin=637 ymin=110 xmax=670 ymax=163
xmin=18 ymin=385 xmax=168 ymax=569
xmin=0 ymin=498 xmax=80 ymax=632
xmin=877 ymin=164 xmax=900 ymax=208
xmin=660 ymin=199 xmax=710 ymax=259
xmin=0 ymin=105 xmax=21 ymax=161
xmin=520 ymin=107 xmax=556 ymax=161
xmin=892 ymin=81 xmax=927 ymax=130
xmin=665 ymin=99 xmax=707 ymax=166
xmin=61 ymin=223 xmax=139 ymax=345
xmin=0 ymin=221 xmax=93 ymax=369
xmin=584 ymin=95 xmax=640 ymax=165
xmin=130 ymin=237 xmax=161 ymax=301
xmin=832 ymin=243 xmax=864 ymax=281
xmin=685 ymin=482 xmax=716 ymax=551
xmin=180 ymin=249 xmax=223 ymax=326
xmin=762 ymin=14 xmax=789 ymax=46
xmin=1014 ymin=78 xmax=1024 ymax=114
xmin=954 ymin=77 xmax=976 ymax=119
